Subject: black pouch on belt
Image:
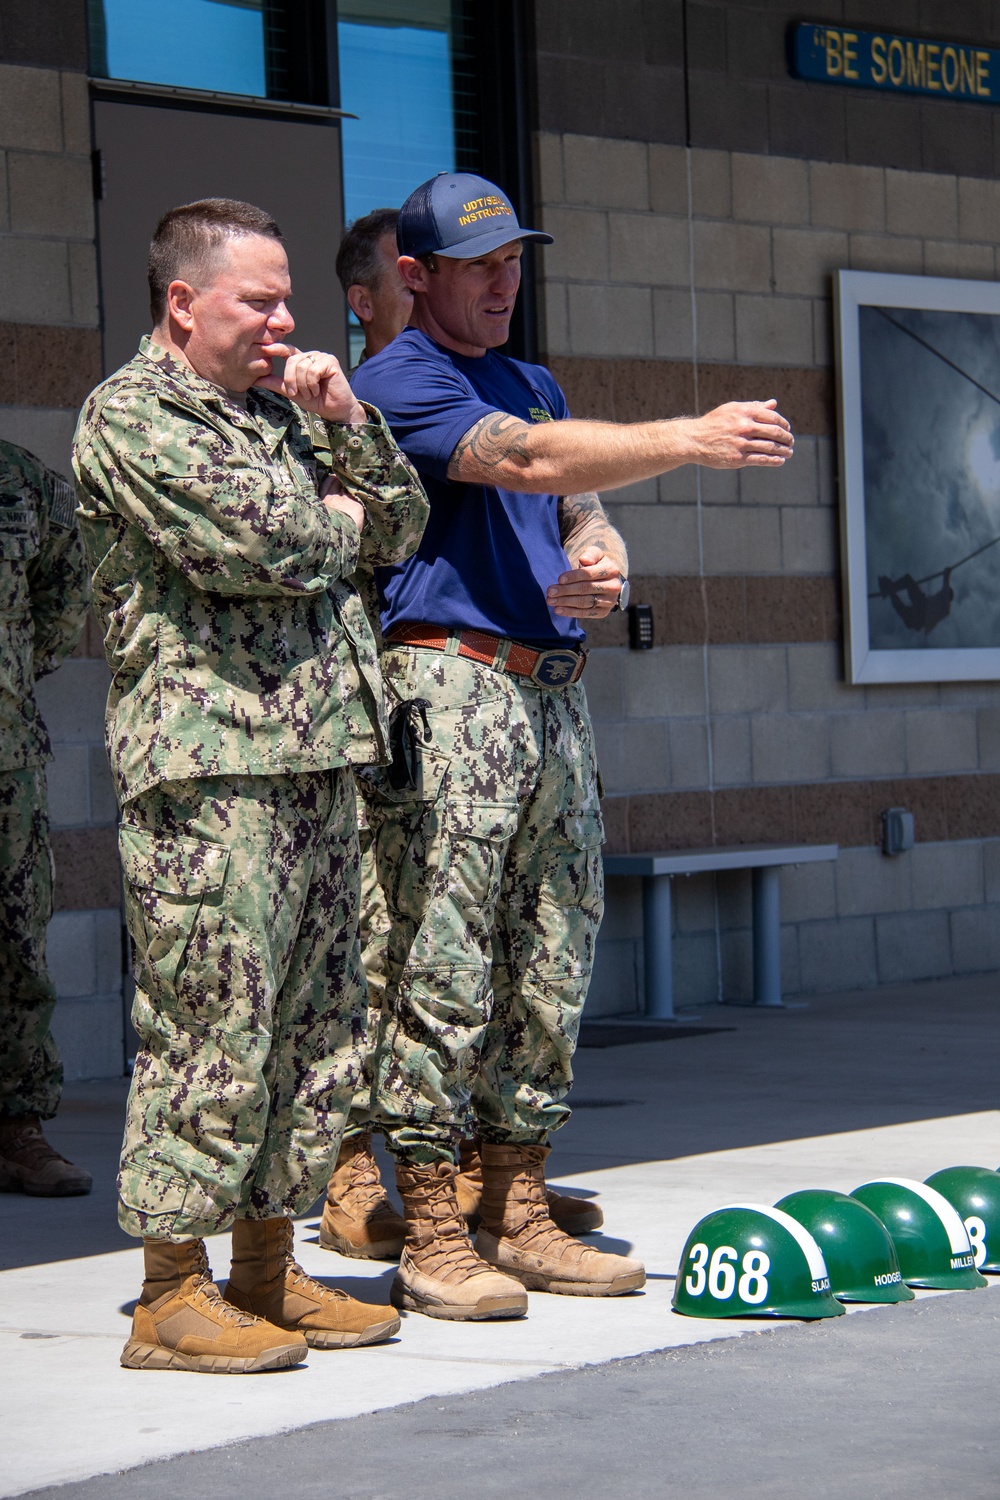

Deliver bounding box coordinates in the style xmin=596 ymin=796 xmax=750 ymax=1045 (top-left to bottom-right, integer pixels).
xmin=387 ymin=698 xmax=432 ymax=790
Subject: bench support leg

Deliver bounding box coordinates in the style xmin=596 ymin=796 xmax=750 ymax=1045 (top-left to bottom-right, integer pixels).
xmin=642 ymin=874 xmax=674 ymax=1020
xmin=752 ymin=865 xmax=782 ymax=1007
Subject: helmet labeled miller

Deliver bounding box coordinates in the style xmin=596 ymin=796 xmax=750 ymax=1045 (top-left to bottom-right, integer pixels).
xmin=672 ymin=1203 xmax=844 ymax=1320
xmin=851 ymin=1178 xmax=988 ymax=1290
xmin=776 ymin=1189 xmax=914 ymax=1304
xmin=925 ymin=1167 xmax=1000 ymax=1274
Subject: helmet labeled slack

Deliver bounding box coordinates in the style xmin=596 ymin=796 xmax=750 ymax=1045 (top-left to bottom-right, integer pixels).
xmin=673 ymin=1203 xmax=844 ymax=1320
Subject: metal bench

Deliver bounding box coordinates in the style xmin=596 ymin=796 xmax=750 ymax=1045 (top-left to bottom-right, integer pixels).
xmin=602 ymin=843 xmax=839 ymax=1018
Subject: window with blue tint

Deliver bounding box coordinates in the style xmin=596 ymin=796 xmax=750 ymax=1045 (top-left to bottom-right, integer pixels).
xmin=89 ymin=0 xmax=267 ymax=97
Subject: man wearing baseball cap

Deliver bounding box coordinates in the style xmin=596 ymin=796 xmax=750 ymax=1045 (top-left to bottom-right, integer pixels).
xmin=352 ymin=172 xmax=793 ymax=1322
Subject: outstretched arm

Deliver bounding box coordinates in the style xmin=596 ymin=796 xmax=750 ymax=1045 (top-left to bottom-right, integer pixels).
xmin=447 ymin=400 xmax=793 ymax=494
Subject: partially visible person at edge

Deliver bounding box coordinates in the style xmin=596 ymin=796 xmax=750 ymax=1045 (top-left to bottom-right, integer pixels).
xmin=329 ymin=171 xmax=794 ymax=1324
xmin=0 ymin=441 xmax=92 ymax=1198
xmin=320 ymin=205 xmax=611 ymax=1264
xmin=336 ymin=206 xmax=413 ymax=368
xmin=72 ymin=197 xmax=429 ymax=1374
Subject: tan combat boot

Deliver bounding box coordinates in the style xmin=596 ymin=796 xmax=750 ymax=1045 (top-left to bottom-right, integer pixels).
xmin=224 ymin=1215 xmax=400 ymax=1348
xmin=392 ymin=1158 xmax=528 ymax=1321
xmin=0 ymin=1113 xmax=92 ymax=1196
xmin=457 ymin=1137 xmax=604 ymax=1236
xmin=476 ymin=1143 xmax=645 ymax=1297
xmin=319 ymin=1133 xmax=406 ymax=1259
xmin=122 ymin=1238 xmax=306 ymax=1373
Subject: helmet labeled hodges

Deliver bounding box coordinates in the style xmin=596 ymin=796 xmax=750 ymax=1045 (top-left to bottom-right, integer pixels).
xmin=925 ymin=1166 xmax=1000 ymax=1274
xmin=673 ymin=1203 xmax=844 ymax=1320
xmin=776 ymin=1189 xmax=914 ymax=1303
xmin=851 ymin=1178 xmax=988 ymax=1290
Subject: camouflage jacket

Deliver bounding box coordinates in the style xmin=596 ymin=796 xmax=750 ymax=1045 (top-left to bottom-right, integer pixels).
xmin=72 ymin=339 xmax=428 ymax=806
xmin=0 ymin=440 xmax=89 ymax=773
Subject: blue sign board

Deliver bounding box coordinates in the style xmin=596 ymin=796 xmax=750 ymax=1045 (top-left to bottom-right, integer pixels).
xmin=791 ymin=22 xmax=998 ymax=104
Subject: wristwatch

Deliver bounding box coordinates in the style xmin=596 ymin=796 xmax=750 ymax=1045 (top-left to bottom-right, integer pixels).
xmin=611 ymin=577 xmax=630 ymax=612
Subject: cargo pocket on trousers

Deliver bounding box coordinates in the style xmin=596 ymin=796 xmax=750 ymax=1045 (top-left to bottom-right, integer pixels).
xmin=556 ymin=808 xmax=606 ymax=913
xmin=117 ymin=1158 xmax=191 ymax=1235
xmin=445 ymin=800 xmax=521 ymax=914
xmin=118 ymin=826 xmax=230 ymax=1024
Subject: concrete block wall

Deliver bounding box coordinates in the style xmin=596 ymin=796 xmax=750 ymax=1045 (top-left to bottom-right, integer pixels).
xmin=0 ymin=9 xmax=124 ymax=1080
xmin=536 ymin=129 xmax=1000 ymax=1012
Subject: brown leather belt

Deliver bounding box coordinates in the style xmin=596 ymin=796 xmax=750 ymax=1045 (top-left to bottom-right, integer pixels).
xmin=385 ymin=624 xmax=587 ymax=688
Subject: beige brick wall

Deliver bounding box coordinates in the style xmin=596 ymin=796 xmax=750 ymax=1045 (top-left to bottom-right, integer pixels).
xmin=536 ymin=131 xmax=1000 ymax=1011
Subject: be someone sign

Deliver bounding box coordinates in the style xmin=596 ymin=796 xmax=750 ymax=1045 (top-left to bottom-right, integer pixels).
xmin=791 ymin=22 xmax=996 ymax=103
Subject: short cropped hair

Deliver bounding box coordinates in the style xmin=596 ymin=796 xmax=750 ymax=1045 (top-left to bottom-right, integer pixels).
xmin=148 ymin=198 xmax=283 ymax=321
xmin=335 ymin=207 xmax=399 ymax=295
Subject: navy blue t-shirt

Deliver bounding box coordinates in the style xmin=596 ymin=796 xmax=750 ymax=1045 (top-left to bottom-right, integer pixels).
xmin=352 ymin=327 xmax=584 ymax=647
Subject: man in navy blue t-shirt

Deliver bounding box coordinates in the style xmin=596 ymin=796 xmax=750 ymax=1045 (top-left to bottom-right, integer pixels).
xmin=348 ymin=173 xmax=793 ymax=1323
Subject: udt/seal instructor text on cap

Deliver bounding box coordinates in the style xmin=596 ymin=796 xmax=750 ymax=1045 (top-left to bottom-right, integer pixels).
xmin=397 ymin=172 xmax=554 ymax=260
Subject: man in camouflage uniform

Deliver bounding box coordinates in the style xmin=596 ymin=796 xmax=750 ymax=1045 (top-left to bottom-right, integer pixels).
xmin=348 ymin=173 xmax=793 ymax=1323
xmin=0 ymin=440 xmax=92 ymax=1197
xmin=73 ymin=198 xmax=428 ymax=1373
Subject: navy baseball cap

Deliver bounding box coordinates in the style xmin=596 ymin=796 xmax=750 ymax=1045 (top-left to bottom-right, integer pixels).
xmin=397 ymin=172 xmax=553 ymax=259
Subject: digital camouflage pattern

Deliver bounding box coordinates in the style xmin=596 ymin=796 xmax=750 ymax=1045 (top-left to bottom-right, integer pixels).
xmin=0 ymin=442 xmax=88 ymax=1121
xmin=0 ymin=439 xmax=89 ymax=773
xmin=0 ymin=768 xmax=61 ymax=1119
xmin=118 ymin=769 xmax=367 ymax=1240
xmin=361 ymin=648 xmax=605 ymax=1164
xmin=72 ymin=339 xmax=428 ymax=807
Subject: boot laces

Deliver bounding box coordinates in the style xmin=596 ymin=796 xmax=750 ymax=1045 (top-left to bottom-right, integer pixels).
xmin=401 ymin=1167 xmax=492 ymax=1280
xmin=346 ymin=1143 xmax=389 ymax=1211
xmin=276 ymin=1218 xmax=348 ymax=1301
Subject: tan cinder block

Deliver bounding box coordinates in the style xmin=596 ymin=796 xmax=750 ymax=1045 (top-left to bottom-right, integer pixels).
xmin=923 ymin=240 xmax=995 ymax=280
xmin=886 ymin=168 xmax=957 ymax=239
xmin=60 ymin=71 xmax=91 ymax=155
xmin=608 ymin=212 xmax=690 ymax=285
xmin=567 ymin=282 xmax=654 ymax=356
xmin=535 ymin=131 xmax=564 ymax=205
xmin=813 ymin=297 xmax=833 ymax=367
xmin=734 ymin=293 xmax=814 ymax=365
xmin=698 ymin=468 xmax=738 ymax=505
xmin=0 ymin=238 xmax=71 ymax=324
xmin=0 ymin=64 xmax=62 ymax=151
xmin=751 ymin=713 xmax=830 ymax=783
xmin=9 ymin=152 xmax=94 ymax=239
xmin=669 ymin=718 xmax=709 ymax=788
xmin=816 ymin=436 xmax=836 ymax=508
xmin=649 ymin=143 xmax=689 ymax=216
xmin=708 ymin=645 xmax=788 ymax=714
xmin=731 ymin=152 xmax=809 ymax=226
xmin=830 ymin=710 xmax=906 ymax=777
xmin=772 ymin=227 xmax=848 ymax=297
xmin=702 ymin=505 xmax=782 ymax=573
xmin=810 ymin=161 xmax=885 ymax=231
xmin=781 ymin=505 xmax=837 ymax=572
xmin=539 ymin=206 xmax=608 ymax=280
xmin=693 ymin=290 xmax=736 ymax=361
xmin=711 ymin=715 xmax=752 ymax=784
xmin=692 ymin=220 xmax=771 ymax=292
xmin=787 ymin=642 xmax=856 ymax=712
xmin=625 ymin=645 xmax=707 ymax=718
xmin=541 ymin=279 xmax=569 ymax=356
xmin=849 ymin=233 xmax=923 ymax=274
xmin=741 ymin=436 xmax=818 ymax=506
xmin=690 ymin=149 xmax=731 ymax=219
xmin=905 ymin=708 xmax=978 ymax=774
xmin=957 ymin=175 xmax=1000 ymax=243
xmin=564 ymin=133 xmax=649 ymax=211
xmin=652 ymin=287 xmax=694 ymax=359
xmin=658 ymin=466 xmax=699 ymax=503
xmin=612 ymin=501 xmax=701 ymax=573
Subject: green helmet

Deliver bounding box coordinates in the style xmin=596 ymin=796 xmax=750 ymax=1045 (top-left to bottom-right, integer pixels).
xmin=851 ymin=1177 xmax=988 ymax=1290
xmin=776 ymin=1189 xmax=914 ymax=1304
xmin=672 ymin=1203 xmax=845 ymax=1320
xmin=925 ymin=1166 xmax=1000 ymax=1275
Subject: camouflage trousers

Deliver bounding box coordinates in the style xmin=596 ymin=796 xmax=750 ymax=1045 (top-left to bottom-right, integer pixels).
xmin=0 ymin=767 xmax=61 ymax=1120
xmin=118 ymin=770 xmax=366 ymax=1240
xmin=360 ymin=647 xmax=605 ymax=1165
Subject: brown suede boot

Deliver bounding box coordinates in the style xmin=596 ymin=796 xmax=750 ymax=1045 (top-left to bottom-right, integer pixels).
xmin=392 ymin=1159 xmax=528 ymax=1321
xmin=319 ymin=1133 xmax=406 ymax=1260
xmin=122 ymin=1238 xmax=307 ymax=1373
xmin=224 ymin=1215 xmax=400 ymax=1348
xmin=0 ymin=1113 xmax=92 ymax=1197
xmin=476 ymin=1143 xmax=645 ymax=1297
xmin=457 ymin=1137 xmax=604 ymax=1236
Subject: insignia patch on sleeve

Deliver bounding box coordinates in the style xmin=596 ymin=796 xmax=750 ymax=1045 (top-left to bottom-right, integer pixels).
xmin=47 ymin=477 xmax=76 ymax=530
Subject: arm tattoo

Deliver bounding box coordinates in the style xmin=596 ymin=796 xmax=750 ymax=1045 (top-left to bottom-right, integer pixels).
xmin=558 ymin=492 xmax=629 ymax=574
xmin=448 ymin=411 xmax=532 ymax=481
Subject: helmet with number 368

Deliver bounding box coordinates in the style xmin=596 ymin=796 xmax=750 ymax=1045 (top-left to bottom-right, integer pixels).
xmin=672 ymin=1203 xmax=845 ymax=1320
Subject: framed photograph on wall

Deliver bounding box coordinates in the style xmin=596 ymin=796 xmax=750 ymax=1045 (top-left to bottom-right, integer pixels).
xmin=836 ymin=269 xmax=1000 ymax=683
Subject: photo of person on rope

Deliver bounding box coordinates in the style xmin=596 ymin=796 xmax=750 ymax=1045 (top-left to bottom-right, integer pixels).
xmin=876 ymin=568 xmax=954 ymax=635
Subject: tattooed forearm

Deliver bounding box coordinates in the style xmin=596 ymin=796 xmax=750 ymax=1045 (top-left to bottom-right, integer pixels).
xmin=448 ymin=411 xmax=533 ymax=483
xmin=558 ymin=492 xmax=629 ymax=574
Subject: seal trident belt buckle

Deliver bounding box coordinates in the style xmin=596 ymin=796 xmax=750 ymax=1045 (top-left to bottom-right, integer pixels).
xmin=529 ymin=648 xmax=584 ymax=687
